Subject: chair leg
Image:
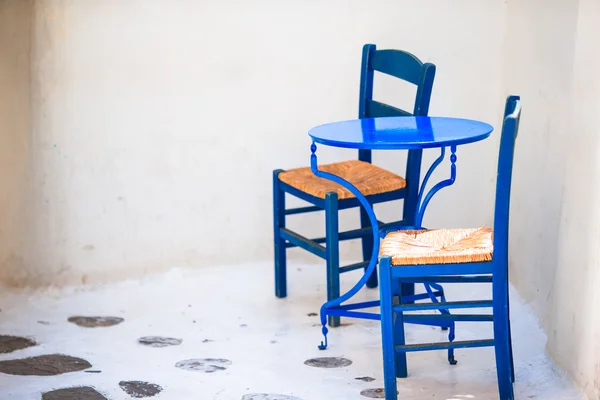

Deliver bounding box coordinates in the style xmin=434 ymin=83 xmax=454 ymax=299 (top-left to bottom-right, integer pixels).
xmin=273 ymin=170 xmax=287 ymax=298
xmin=393 ymin=279 xmax=408 ymax=379
xmin=507 ymin=288 xmax=515 ymax=383
xmin=493 ymin=279 xmax=514 ymax=400
xmin=325 ymin=192 xmax=340 ymax=327
xmin=379 ymin=256 xmax=400 ymax=399
xmin=360 ymin=207 xmax=378 ymax=288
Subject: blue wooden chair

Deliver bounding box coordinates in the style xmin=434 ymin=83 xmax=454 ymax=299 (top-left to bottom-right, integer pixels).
xmin=378 ymin=95 xmax=521 ymax=400
xmin=273 ymin=44 xmax=436 ymax=326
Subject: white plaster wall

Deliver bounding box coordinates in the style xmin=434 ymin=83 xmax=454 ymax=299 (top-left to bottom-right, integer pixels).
xmin=2 ymin=0 xmax=599 ymax=396
xmin=0 ymin=0 xmax=32 ymax=286
xmin=505 ymin=0 xmax=600 ymax=397
xmin=17 ymin=0 xmax=507 ymax=287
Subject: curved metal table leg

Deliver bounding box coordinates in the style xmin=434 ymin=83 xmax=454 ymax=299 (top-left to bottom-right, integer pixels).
xmin=310 ymin=143 xmax=380 ymax=350
xmin=311 ymin=143 xmax=460 ymax=351
xmin=415 ymin=145 xmax=459 ymax=364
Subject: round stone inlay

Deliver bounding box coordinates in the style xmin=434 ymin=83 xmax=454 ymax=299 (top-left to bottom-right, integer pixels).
xmin=241 ymin=394 xmax=302 ymax=400
xmin=119 ymin=381 xmax=163 ymax=398
xmin=360 ymin=388 xmax=398 ymax=398
xmin=137 ymin=336 xmax=182 ymax=347
xmin=303 ymin=357 xmax=352 ymax=368
xmin=175 ymin=358 xmax=232 ymax=373
xmin=68 ymin=316 xmax=124 ymax=328
xmin=0 ymin=354 xmax=91 ymax=376
xmin=355 ymin=376 xmax=375 ymax=382
xmin=0 ymin=335 xmax=37 ymax=354
xmin=42 ymin=387 xmax=107 ymax=400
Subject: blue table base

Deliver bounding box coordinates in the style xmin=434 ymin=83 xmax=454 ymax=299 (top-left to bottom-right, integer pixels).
xmin=311 ymin=143 xmax=458 ymax=364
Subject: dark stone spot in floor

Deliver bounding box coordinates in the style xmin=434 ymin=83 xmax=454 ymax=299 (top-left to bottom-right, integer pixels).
xmin=68 ymin=316 xmax=124 ymax=328
xmin=355 ymin=376 xmax=375 ymax=382
xmin=137 ymin=336 xmax=182 ymax=348
xmin=119 ymin=381 xmax=163 ymax=398
xmin=0 ymin=335 xmax=37 ymax=354
xmin=270 ymin=340 xmax=277 ymax=344
xmin=360 ymin=388 xmax=398 ymax=398
xmin=202 ymin=339 xmax=214 ymax=343
xmin=38 ymin=320 xmax=50 ymax=325
xmin=175 ymin=358 xmax=232 ymax=373
xmin=84 ymin=370 xmax=102 ymax=373
xmin=240 ymin=324 xmax=248 ymax=327
xmin=0 ymin=354 xmax=92 ymax=376
xmin=42 ymin=386 xmax=107 ymax=400
xmin=306 ymin=312 xmax=317 ymax=317
xmin=241 ymin=394 xmax=302 ymax=400
xmin=304 ymin=357 xmax=352 ymax=368
xmin=311 ymin=324 xmax=321 ymax=327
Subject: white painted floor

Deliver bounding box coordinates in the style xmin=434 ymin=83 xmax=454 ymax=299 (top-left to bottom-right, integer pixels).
xmin=0 ymin=262 xmax=585 ymax=400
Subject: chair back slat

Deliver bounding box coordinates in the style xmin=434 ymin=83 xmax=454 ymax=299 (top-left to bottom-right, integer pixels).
xmin=370 ymin=49 xmax=423 ymax=85
xmin=366 ymin=100 xmax=413 ymax=118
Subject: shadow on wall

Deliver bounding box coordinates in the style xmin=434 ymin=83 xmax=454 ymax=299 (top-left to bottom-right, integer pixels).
xmin=0 ymin=0 xmax=33 ymax=287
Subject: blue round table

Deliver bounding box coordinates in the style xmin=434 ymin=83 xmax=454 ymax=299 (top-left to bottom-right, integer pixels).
xmin=308 ymin=116 xmax=493 ymax=349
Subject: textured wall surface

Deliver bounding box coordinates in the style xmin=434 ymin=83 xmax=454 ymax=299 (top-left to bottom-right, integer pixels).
xmin=4 ymin=0 xmax=506 ymax=286
xmin=1 ymin=0 xmax=598 ymax=396
xmin=505 ymin=0 xmax=600 ymax=397
xmin=0 ymin=0 xmax=32 ymax=286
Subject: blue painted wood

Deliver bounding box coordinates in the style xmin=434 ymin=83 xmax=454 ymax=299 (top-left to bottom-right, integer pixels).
xmin=335 ymin=300 xmax=381 ymax=311
xmin=294 ymin=218 xmax=408 ymax=246
xmin=492 ymin=95 xmax=521 ymax=399
xmin=357 ymin=44 xmax=436 ymax=294
xmin=325 ymin=192 xmax=340 ymax=328
xmin=326 ymin=309 xmax=381 ymax=321
xmin=397 ymin=339 xmax=495 ymax=352
xmin=308 ymin=117 xmax=493 ymax=150
xmin=273 ymin=170 xmax=287 ymax=298
xmin=273 ymin=44 xmax=437 ymax=325
xmin=361 ymin=204 xmax=378 ymax=288
xmin=339 ymin=261 xmax=370 ymax=274
xmin=279 ymin=228 xmax=326 ymax=259
xmin=379 ymin=256 xmax=402 ymax=393
xmin=370 ymin=49 xmax=424 ymax=84
xmin=414 ymin=146 xmax=457 ymax=228
xmin=284 ymin=205 xmax=322 ymax=215
xmin=403 ymin=314 xmax=494 ymax=323
xmin=377 ymin=96 xmax=521 ymax=400
xmin=390 ymin=262 xmax=493 ymax=278
xmin=365 ymin=100 xmax=412 ymax=118
xmin=311 ymin=145 xmax=380 ymax=346
xmin=392 ymin=277 xmax=408 ymax=378
xmin=422 ymin=281 xmax=456 ymax=360
xmin=400 ymin=275 xmax=493 ymax=283
xmin=393 ymin=300 xmax=493 ymax=312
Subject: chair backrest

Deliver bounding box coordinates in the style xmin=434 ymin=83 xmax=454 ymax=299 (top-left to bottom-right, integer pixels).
xmin=493 ymin=95 xmax=522 ymax=254
xmin=358 ymin=44 xmax=436 ymax=123
xmin=357 ymin=44 xmax=436 ymax=224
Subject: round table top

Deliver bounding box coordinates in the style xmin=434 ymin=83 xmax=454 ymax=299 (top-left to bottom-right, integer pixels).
xmin=308 ymin=116 xmax=493 ymax=150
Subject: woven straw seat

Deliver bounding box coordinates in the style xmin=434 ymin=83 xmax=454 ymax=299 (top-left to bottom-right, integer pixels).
xmin=278 ymin=160 xmax=406 ymax=200
xmin=380 ymin=227 xmax=494 ymax=266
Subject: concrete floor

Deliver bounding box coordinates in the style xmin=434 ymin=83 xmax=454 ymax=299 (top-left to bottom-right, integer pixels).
xmin=0 ymin=262 xmax=585 ymax=399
